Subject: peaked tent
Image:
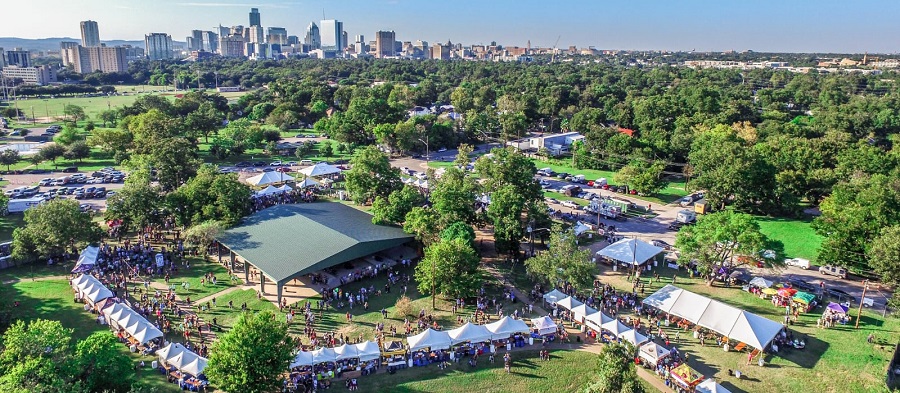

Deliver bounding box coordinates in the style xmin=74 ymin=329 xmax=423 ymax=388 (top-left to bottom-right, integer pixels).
xmin=595 ymin=238 xmax=664 ymax=266
xmin=278 ymin=184 xmax=294 ymax=193
xmin=485 ymin=316 xmax=530 ymax=339
xmin=290 ymin=351 xmax=314 ymax=368
xmin=256 ymin=185 xmax=281 ymax=196
xmin=72 ymin=246 xmax=100 ymax=273
xmin=618 ymin=329 xmax=649 ymax=346
xmin=542 ymin=289 xmax=567 ymax=303
xmin=334 ymin=343 xmax=359 ymax=361
xmin=71 ymin=274 xmax=113 ymax=306
xmin=246 ymin=171 xmax=295 ymax=186
xmin=555 ymin=296 xmax=584 ymax=311
xmin=749 ymin=277 xmax=773 ymax=289
xmin=695 ymin=379 xmax=732 ymax=393
xmin=530 ymin=316 xmax=558 ymax=335
xmin=354 ymin=341 xmax=382 ymax=361
xmin=642 ymin=284 xmax=684 ymax=312
xmin=157 ymin=343 xmax=188 ymax=363
xmin=573 ymin=221 xmax=592 ymax=236
xmin=601 ymin=319 xmax=631 ymax=336
xmin=299 ymin=162 xmax=341 ymax=177
xmin=181 ymin=357 xmax=208 ymax=377
xmin=312 ymin=347 xmax=338 ymax=364
xmin=584 ymin=312 xmax=613 ymax=332
xmin=729 ymin=311 xmax=784 ymax=350
xmin=639 ymin=342 xmax=671 ymax=365
xmin=407 ymin=328 xmax=452 ymax=351
xmin=571 ymin=304 xmax=598 ymax=321
xmin=447 ymin=322 xmax=493 ymax=344
xmin=297 ymin=178 xmax=320 ymax=188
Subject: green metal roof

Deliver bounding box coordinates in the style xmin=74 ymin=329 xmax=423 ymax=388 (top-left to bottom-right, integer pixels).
xmin=218 ymin=202 xmax=413 ymax=284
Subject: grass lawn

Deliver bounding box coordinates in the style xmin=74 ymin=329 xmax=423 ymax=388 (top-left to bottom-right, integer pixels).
xmin=151 ymin=257 xmax=235 ymax=301
xmin=198 ymin=141 xmax=358 ymax=167
xmin=0 ymin=214 xmax=25 ymax=242
xmin=534 ymin=158 xmax=690 ymax=204
xmin=597 ymin=264 xmax=898 ymax=393
xmin=756 ymin=216 xmax=822 ymax=261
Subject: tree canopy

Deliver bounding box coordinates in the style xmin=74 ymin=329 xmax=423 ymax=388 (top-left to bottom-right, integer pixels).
xmin=205 ymin=311 xmax=294 ymax=393
xmin=344 ymin=146 xmax=401 ymax=205
xmin=12 ymin=199 xmax=102 ymax=262
xmin=675 ymin=210 xmax=777 ymax=282
xmin=415 ymin=237 xmax=483 ymax=300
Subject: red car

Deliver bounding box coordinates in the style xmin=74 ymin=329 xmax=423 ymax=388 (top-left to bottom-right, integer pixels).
xmin=275 ymin=167 xmax=292 ymax=173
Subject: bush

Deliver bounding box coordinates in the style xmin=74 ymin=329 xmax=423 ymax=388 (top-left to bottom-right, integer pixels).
xmin=394 ymin=295 xmax=414 ymax=319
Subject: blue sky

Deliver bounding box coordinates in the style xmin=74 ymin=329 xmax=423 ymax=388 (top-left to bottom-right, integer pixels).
xmin=1 ymin=0 xmax=897 ymax=53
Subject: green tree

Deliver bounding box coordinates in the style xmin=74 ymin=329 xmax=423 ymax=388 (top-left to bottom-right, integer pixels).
xmin=525 ymin=224 xmax=596 ymax=291
xmin=12 ymin=199 xmax=102 ymax=261
xmin=75 ymin=332 xmax=135 ymax=393
xmin=415 ymin=237 xmax=483 ymax=303
xmin=185 ymin=101 xmax=223 ymax=143
xmin=440 ymin=221 xmax=477 ymax=250
xmin=63 ymin=104 xmax=86 ymax=122
xmin=403 ymin=207 xmax=441 ymax=246
xmin=87 ymin=127 xmax=133 ymax=156
xmin=675 ymin=210 xmax=775 ymax=283
xmin=105 ymin=172 xmax=162 ymax=231
xmin=0 ymin=149 xmax=20 ymax=171
xmin=205 ymin=311 xmax=294 ymax=393
xmin=293 ymin=142 xmax=315 ymax=159
xmin=98 ymin=109 xmax=118 ymax=127
xmin=583 ymin=343 xmax=645 ymax=393
xmin=320 ymin=140 xmax=334 ymax=157
xmin=430 ymin=165 xmax=479 ymax=226
xmin=167 ymin=164 xmax=251 ymax=227
xmin=39 ymin=144 xmax=66 ymax=168
xmin=488 ymin=184 xmax=526 ymax=258
xmin=344 ymin=146 xmax=401 ymax=204
xmin=183 ymin=221 xmax=224 ymax=255
xmin=614 ymin=160 xmax=669 ymax=195
xmin=867 ymin=225 xmax=900 ymax=286
xmin=53 ymin=126 xmax=82 ymax=146
xmin=63 ymin=140 xmax=91 ymax=162
xmin=0 ymin=319 xmax=77 ymax=392
xmin=371 ymin=185 xmax=425 ymax=225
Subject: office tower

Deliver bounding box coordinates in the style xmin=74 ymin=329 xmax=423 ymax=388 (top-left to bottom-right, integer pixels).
xmin=375 ymin=31 xmax=395 ymax=58
xmin=189 ymin=30 xmax=203 ymax=51
xmin=80 ymin=20 xmax=100 ymax=47
xmin=202 ymin=31 xmax=218 ymax=52
xmin=219 ymin=34 xmax=246 ymax=57
xmin=267 ymin=27 xmax=288 ymax=45
xmin=304 ymin=22 xmax=320 ymax=50
xmin=65 ymin=45 xmax=127 ymax=73
xmin=4 ymin=49 xmax=31 ymax=67
xmin=249 ymin=26 xmax=264 ymax=44
xmin=342 ymin=31 xmax=348 ymax=52
xmin=320 ymin=20 xmax=343 ymax=54
xmin=1 ymin=65 xmax=56 ymax=85
xmin=249 ymin=8 xmax=261 ymax=27
xmin=431 ymin=42 xmax=451 ymax=60
xmin=354 ymin=35 xmax=366 ymax=54
xmin=185 ymin=37 xmax=196 ymax=52
xmin=217 ymin=25 xmax=229 ymax=37
xmin=287 ymin=35 xmax=300 ymax=46
xmin=145 ymin=33 xmax=174 ymax=60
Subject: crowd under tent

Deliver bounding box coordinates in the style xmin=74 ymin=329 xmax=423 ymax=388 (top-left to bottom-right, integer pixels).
xmin=407 ymin=328 xmax=453 ymax=351
xmin=297 ymin=178 xmax=320 ymax=188
xmin=334 ymin=344 xmax=358 ymax=361
xmin=103 ymin=303 xmax=164 ymax=344
xmin=555 ymin=296 xmax=583 ymax=311
xmin=256 ymin=185 xmax=281 ymax=196
xmin=643 ymin=285 xmax=784 ymax=350
xmin=246 ymin=171 xmax=295 ymax=186
xmin=530 ymin=316 xmax=558 ymax=336
xmin=299 ymin=162 xmax=341 ymax=177
xmin=542 ymin=289 xmax=566 ymax=304
xmin=312 ymin=347 xmax=338 ymax=364
xmin=638 ymin=342 xmax=671 ymax=365
xmin=485 ymin=316 xmax=531 ymax=339
xmin=595 ymin=238 xmax=664 ymax=266
xmin=695 ymin=379 xmax=733 ymax=393
xmin=447 ymin=322 xmax=493 ymax=345
xmin=157 ymin=343 xmax=208 ymax=377
xmin=72 ymin=246 xmax=100 ymax=273
xmin=618 ymin=329 xmax=649 ymax=346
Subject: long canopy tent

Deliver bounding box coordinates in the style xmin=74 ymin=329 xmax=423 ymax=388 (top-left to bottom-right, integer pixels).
xmin=157 ymin=343 xmax=208 ymax=377
xmin=299 ymin=162 xmax=342 ymax=177
xmin=71 ymin=274 xmax=113 ymax=307
xmin=246 ymin=171 xmax=295 ymax=186
xmin=447 ymin=322 xmax=493 ymax=345
xmin=103 ymin=303 xmax=164 ymax=344
xmin=217 ymin=203 xmax=414 ymax=304
xmin=542 ymin=289 xmax=567 ymax=304
xmin=571 ymin=304 xmax=598 ymax=322
xmin=334 ymin=344 xmax=359 ymax=361
xmin=72 ymin=246 xmax=100 ymax=273
xmin=555 ymin=296 xmax=584 ymax=311
xmin=256 ymin=185 xmax=282 ymax=196
xmin=595 ymin=238 xmax=664 ymax=266
xmin=297 ymin=178 xmax=320 ymax=188
xmin=485 ymin=316 xmax=531 ymax=339
xmin=354 ymin=341 xmax=382 ymax=361
xmin=643 ymin=285 xmax=784 ymax=350
xmin=530 ymin=316 xmax=559 ymax=336
xmin=291 ymin=351 xmax=314 ymax=368
xmin=695 ymin=379 xmax=733 ymax=393
xmin=601 ymin=319 xmax=631 ymax=336
xmin=638 ymin=342 xmax=671 ymax=365
xmin=618 ymin=329 xmax=649 ymax=346
xmin=584 ymin=311 xmax=613 ymax=332
xmin=407 ymin=328 xmax=453 ymax=351
xmin=312 ymin=347 xmax=338 ymax=364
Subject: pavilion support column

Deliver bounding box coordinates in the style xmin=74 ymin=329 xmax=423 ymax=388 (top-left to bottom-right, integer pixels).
xmin=260 ymin=274 xmax=265 ymax=295
xmin=229 ymin=252 xmax=236 ymax=273
xmin=244 ymin=261 xmax=250 ymax=284
xmin=277 ymin=283 xmax=283 ymax=306
xmin=216 ymin=242 xmax=222 ymax=263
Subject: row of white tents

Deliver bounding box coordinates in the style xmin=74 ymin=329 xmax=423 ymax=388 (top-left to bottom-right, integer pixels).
xmin=407 ymin=316 xmax=533 ymax=351
xmin=290 ymin=341 xmax=383 ymax=368
xmin=643 ymin=284 xmax=783 ymax=350
xmin=157 ymin=343 xmax=208 ymax=377
xmin=71 ymin=273 xmax=113 ymax=307
xmin=245 ymin=162 xmax=343 ymax=187
xmin=103 ymin=302 xmax=164 ymax=345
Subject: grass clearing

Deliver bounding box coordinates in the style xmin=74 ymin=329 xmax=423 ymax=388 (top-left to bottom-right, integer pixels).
xmin=756 ymin=216 xmax=822 ymax=261
xmin=0 ymin=214 xmax=25 ymax=242
xmin=534 ymin=158 xmax=690 ymax=204
xmin=151 ymin=257 xmax=236 ymax=301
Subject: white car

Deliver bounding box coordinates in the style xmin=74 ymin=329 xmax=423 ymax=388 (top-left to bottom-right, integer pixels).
xmin=784 ymin=258 xmax=811 ymax=269
xmin=561 ymin=200 xmax=580 ymax=210
xmin=270 ymin=161 xmax=282 ymax=167
xmin=438 ymin=147 xmax=448 ymax=152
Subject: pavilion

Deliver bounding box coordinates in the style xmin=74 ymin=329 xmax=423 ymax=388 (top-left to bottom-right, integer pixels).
xmin=215 ymin=202 xmax=414 ymax=304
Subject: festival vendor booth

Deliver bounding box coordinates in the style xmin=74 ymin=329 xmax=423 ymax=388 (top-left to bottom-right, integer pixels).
xmin=71 ymin=273 xmax=113 ymax=309
xmin=156 ymin=343 xmax=209 ymax=390
xmin=594 ymin=238 xmax=664 ymax=271
xmin=297 ymin=178 xmax=320 ymax=188
xmin=618 ymin=329 xmax=649 ymax=346
xmin=542 ymin=289 xmax=567 ymax=305
xmin=584 ymin=311 xmax=613 ymax=333
xmin=638 ymin=342 xmax=671 ymax=367
xmin=290 ymin=350 xmax=314 ymax=368
xmin=299 ymin=162 xmax=342 ymax=178
xmin=246 ymin=171 xmax=295 ymax=186
xmin=823 ymin=302 xmax=851 ymax=326
xmin=381 ymin=341 xmax=407 ymax=371
xmin=695 ymin=379 xmax=732 ymax=393
xmin=774 ymin=287 xmax=797 ymax=307
xmin=530 ymin=316 xmax=559 ymax=340
xmin=747 ymin=277 xmax=774 ymax=297
xmin=571 ymin=304 xmax=598 ymax=330
xmin=486 ymin=316 xmax=530 ymax=348
xmin=72 ymin=246 xmax=100 ymax=273
xmin=103 ymin=302 xmax=164 ymax=349
xmin=256 ymin=185 xmax=282 ymax=197
xmin=406 ymin=329 xmax=452 ymax=367
xmin=792 ymin=291 xmax=817 ymax=312
xmin=448 ymin=323 xmax=493 ymax=359
xmin=669 ymin=363 xmax=704 ymax=391
xmin=601 ymin=319 xmax=631 ymax=343
xmin=555 ymin=296 xmax=583 ymax=312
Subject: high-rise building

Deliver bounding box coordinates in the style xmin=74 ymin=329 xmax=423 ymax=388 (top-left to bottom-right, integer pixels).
xmin=217 ymin=25 xmax=229 ymax=38
xmin=230 ymin=25 xmax=245 ymax=37
xmin=4 ymin=49 xmax=31 ymax=67
xmin=60 ymin=42 xmax=79 ymax=66
xmin=342 ymin=31 xmax=349 ymax=52
xmin=248 ymin=26 xmax=264 ymax=44
xmin=287 ymin=35 xmax=300 ymax=46
xmin=354 ymin=35 xmax=366 ymax=54
xmin=304 ymin=22 xmax=320 ymax=50
xmin=320 ymin=19 xmax=344 ymax=54
xmin=219 ymin=34 xmax=246 ymax=57
xmin=189 ymin=30 xmax=203 ymax=51
xmin=80 ymin=20 xmax=100 ymax=47
xmin=202 ymin=31 xmax=218 ymax=53
xmin=1 ymin=65 xmax=56 ymax=85
xmin=63 ymin=45 xmax=127 ymax=73
xmin=375 ymin=31 xmax=396 ymax=58
xmin=249 ymin=8 xmax=261 ymax=27
xmin=431 ymin=42 xmax=451 ymax=60
xmin=145 ymin=33 xmax=174 ymax=60
xmin=267 ymin=27 xmax=288 ymax=45
xmin=185 ymin=38 xmax=197 ymax=52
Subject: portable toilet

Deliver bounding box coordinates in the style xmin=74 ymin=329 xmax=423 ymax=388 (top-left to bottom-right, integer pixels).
xmin=694 ymin=199 xmax=709 ymax=214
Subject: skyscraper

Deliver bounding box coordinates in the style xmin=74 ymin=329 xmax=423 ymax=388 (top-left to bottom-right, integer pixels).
xmin=354 ymin=35 xmax=366 ymax=54
xmin=249 ymin=26 xmax=264 ymax=44
xmin=4 ymin=49 xmax=31 ymax=67
xmin=202 ymin=31 xmax=219 ymax=53
xmin=64 ymin=45 xmax=126 ymax=73
xmin=190 ymin=30 xmax=204 ymax=51
xmin=375 ymin=31 xmax=396 ymax=58
xmin=320 ymin=19 xmax=344 ymax=54
xmin=219 ymin=34 xmax=247 ymax=58
xmin=80 ymin=20 xmax=100 ymax=47
xmin=145 ymin=33 xmax=174 ymax=60
xmin=304 ymin=22 xmax=320 ymax=50
xmin=249 ymin=8 xmax=261 ymax=27
xmin=267 ymin=27 xmax=288 ymax=45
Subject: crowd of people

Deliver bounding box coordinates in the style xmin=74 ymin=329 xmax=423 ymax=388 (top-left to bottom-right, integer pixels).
xmin=250 ymin=189 xmax=318 ymax=213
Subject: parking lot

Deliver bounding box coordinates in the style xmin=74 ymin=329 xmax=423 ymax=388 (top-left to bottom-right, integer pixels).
xmin=3 ymin=167 xmax=127 ymax=212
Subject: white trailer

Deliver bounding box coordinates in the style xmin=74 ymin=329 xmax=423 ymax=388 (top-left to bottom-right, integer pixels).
xmin=6 ymin=197 xmax=46 ymax=213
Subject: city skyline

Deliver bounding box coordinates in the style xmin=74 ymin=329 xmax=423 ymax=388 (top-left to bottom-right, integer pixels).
xmin=0 ymin=0 xmax=899 ymax=53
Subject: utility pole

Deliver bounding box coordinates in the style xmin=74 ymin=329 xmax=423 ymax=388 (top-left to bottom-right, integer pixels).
xmin=855 ymin=280 xmax=868 ymax=329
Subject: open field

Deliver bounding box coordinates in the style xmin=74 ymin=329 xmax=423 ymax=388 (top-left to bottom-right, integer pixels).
xmin=756 ymin=216 xmax=822 ymax=261
xmin=151 ymin=256 xmax=236 ymax=301
xmin=0 ymin=214 xmax=25 ymax=242
xmin=534 ymin=158 xmax=690 ymax=204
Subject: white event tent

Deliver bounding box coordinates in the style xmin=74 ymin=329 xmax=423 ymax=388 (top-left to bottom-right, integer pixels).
xmin=638 ymin=342 xmax=671 ymax=365
xmin=103 ymin=303 xmax=163 ymax=344
xmin=601 ymin=319 xmax=631 ymax=336
xmin=448 ymin=322 xmax=493 ymax=345
xmin=256 ymin=185 xmax=281 ymax=196
xmin=72 ymin=246 xmax=100 ymax=272
xmin=299 ymin=162 xmax=341 ymax=177
xmin=571 ymin=304 xmax=598 ymax=322
xmin=297 ymin=178 xmax=320 ymax=188
xmin=312 ymin=347 xmax=338 ymax=364
xmin=618 ymin=329 xmax=649 ymax=346
xmin=407 ymin=328 xmax=453 ymax=351
xmin=542 ymin=289 xmax=567 ymax=304
xmin=584 ymin=312 xmax=612 ymax=332
xmin=643 ymin=285 xmax=783 ymax=350
xmin=290 ymin=351 xmax=314 ymax=368
xmin=749 ymin=277 xmax=773 ymax=288
xmin=555 ymin=296 xmax=584 ymax=311
xmin=71 ymin=274 xmax=113 ymax=307
xmin=530 ymin=316 xmax=558 ymax=336
xmin=157 ymin=343 xmax=208 ymax=376
xmin=573 ymin=221 xmax=593 ymax=236
xmin=695 ymin=379 xmax=733 ymax=393
xmin=246 ymin=171 xmax=295 ymax=186
xmin=334 ymin=343 xmax=359 ymax=361
xmin=485 ymin=316 xmax=530 ymax=339
xmin=354 ymin=341 xmax=382 ymax=361
xmin=595 ymin=238 xmax=664 ymax=266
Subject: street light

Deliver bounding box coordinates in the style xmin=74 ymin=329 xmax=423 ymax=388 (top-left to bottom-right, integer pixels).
xmin=526 ymin=224 xmax=551 ymax=259
xmin=417 ymin=135 xmax=429 ymax=166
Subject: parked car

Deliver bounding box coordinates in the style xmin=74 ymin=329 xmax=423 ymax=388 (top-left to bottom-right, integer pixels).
xmin=819 ymin=265 xmax=848 ymax=279
xmin=561 ymin=200 xmax=580 ymax=210
xmin=438 ymin=147 xmax=448 ymax=152
xmin=62 ymin=167 xmax=78 ymax=173
xmin=275 ymin=167 xmax=291 ymax=173
xmin=784 ymin=258 xmax=811 ymax=269
xmin=236 ymin=161 xmax=251 ymax=167
xmin=270 ymin=161 xmax=282 ymax=166
xmin=556 ymin=172 xmax=569 ymax=179
xmin=651 ymin=239 xmax=672 ymax=250
xmin=824 ymin=288 xmax=855 ymax=303
xmin=38 ymin=178 xmax=54 ymax=186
